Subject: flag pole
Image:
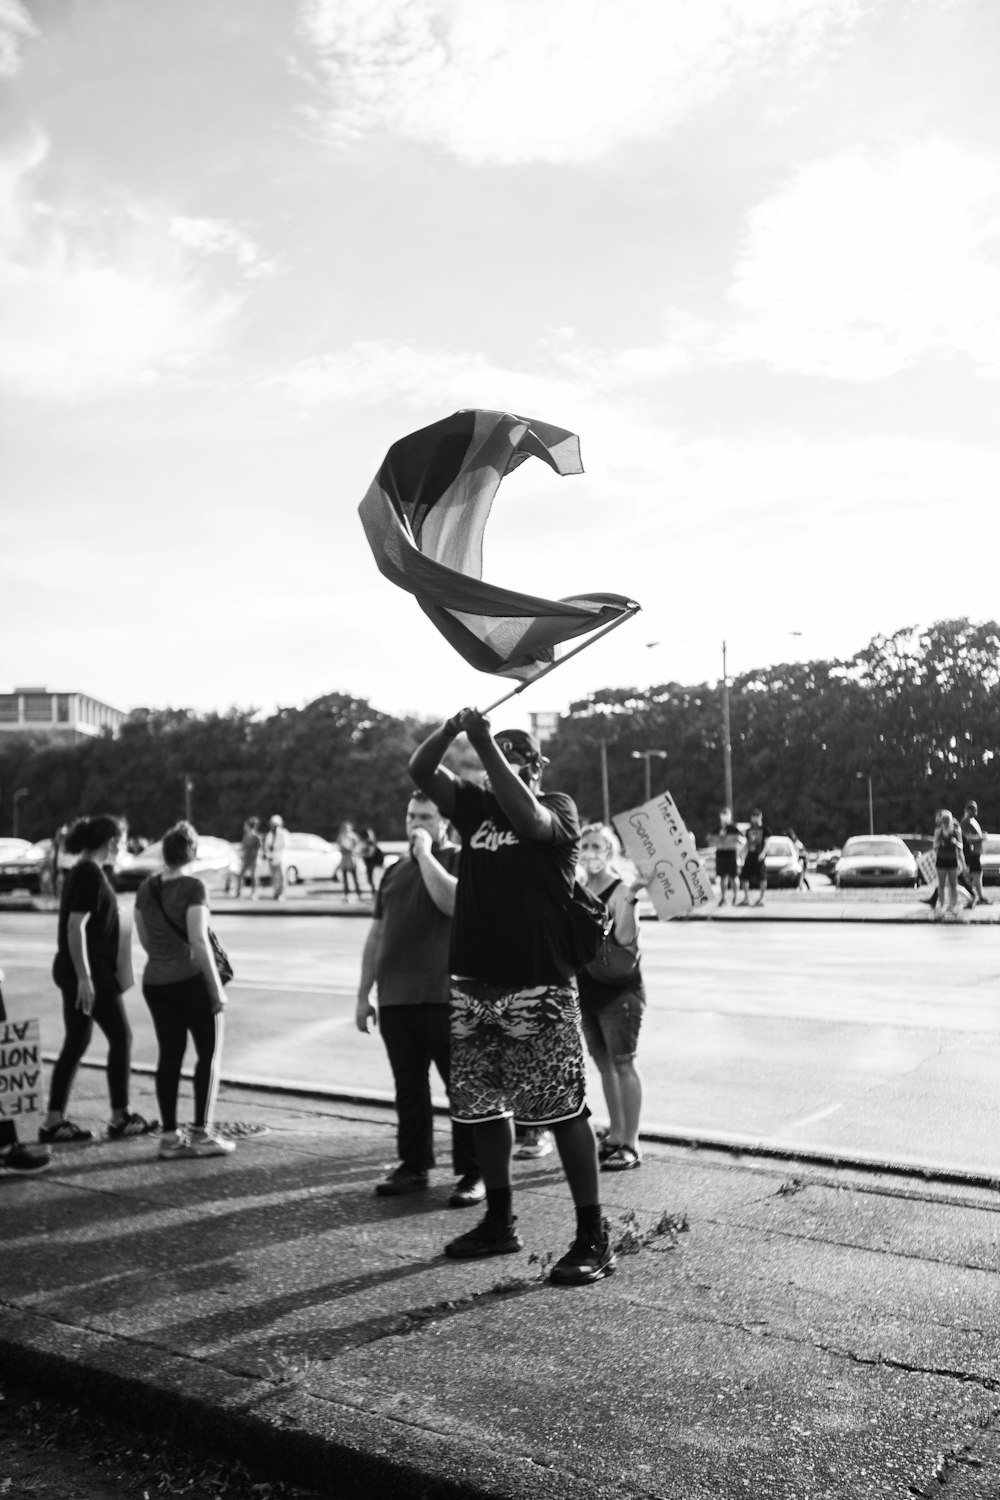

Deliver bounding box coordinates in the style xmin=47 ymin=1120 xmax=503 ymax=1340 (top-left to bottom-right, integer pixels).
xmin=478 ymin=602 xmax=641 ymax=715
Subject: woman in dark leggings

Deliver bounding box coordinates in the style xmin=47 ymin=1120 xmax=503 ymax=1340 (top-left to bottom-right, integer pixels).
xmin=42 ymin=815 xmax=155 ymax=1144
xmin=134 ymin=821 xmax=233 ymax=1159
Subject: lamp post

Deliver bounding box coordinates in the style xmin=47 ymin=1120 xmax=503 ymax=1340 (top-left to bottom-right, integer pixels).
xmin=856 ymin=772 xmax=874 ymax=834
xmin=631 ymin=749 xmax=668 ymax=803
xmin=12 ymin=787 xmax=29 ymax=838
xmin=721 ymin=640 xmax=733 ymax=814
xmin=184 ymin=775 xmax=194 ymax=823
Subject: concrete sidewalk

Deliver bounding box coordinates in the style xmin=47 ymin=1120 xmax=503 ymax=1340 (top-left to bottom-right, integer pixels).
xmin=2 ymin=1069 xmax=998 ymax=1499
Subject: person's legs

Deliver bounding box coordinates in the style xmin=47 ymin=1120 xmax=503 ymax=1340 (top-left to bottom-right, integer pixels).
xmin=89 ymin=985 xmax=133 ymax=1117
xmin=187 ymin=990 xmax=224 ymax=1129
xmin=755 ymin=871 xmax=767 ymax=907
xmin=45 ymin=988 xmax=95 ymax=1120
xmin=270 ymin=862 xmax=284 ymax=900
xmin=379 ymin=1005 xmax=436 ymax=1174
xmin=144 ymin=986 xmax=188 ymax=1132
xmin=581 ymin=1002 xmax=624 ymax=1145
xmin=423 ymin=1004 xmax=479 ymax=1181
xmin=935 ymin=870 xmax=947 ymax=916
xmin=550 ymin=1113 xmax=599 ymax=1206
xmin=945 ymin=868 xmax=959 ymax=914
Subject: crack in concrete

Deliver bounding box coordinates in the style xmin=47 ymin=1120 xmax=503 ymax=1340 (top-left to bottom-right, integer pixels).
xmin=700 ymin=1212 xmax=998 ymax=1272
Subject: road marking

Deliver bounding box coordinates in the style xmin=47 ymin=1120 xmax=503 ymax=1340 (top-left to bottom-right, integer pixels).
xmin=782 ymin=1102 xmax=843 ymax=1132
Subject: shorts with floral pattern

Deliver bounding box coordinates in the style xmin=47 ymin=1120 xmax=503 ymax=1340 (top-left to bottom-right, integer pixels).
xmin=449 ymin=979 xmax=587 ymax=1127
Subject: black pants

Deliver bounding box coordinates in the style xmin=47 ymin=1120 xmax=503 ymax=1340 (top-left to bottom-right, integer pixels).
xmin=379 ymin=1004 xmax=477 ymax=1177
xmin=48 ymin=979 xmax=131 ymax=1115
xmin=144 ymin=976 xmax=224 ymax=1131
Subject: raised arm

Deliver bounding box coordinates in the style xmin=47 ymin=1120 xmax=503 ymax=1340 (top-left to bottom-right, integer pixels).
xmin=411 ymin=828 xmax=458 ymax=916
xmin=408 ymin=719 xmax=461 ymax=818
xmin=461 ymin=711 xmax=554 ymax=842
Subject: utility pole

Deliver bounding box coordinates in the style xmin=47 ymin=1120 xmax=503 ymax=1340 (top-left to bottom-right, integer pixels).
xmin=721 ymin=640 xmax=733 ymax=812
xmin=599 ymin=739 xmax=610 ymax=827
xmin=184 ymin=775 xmax=194 ymax=823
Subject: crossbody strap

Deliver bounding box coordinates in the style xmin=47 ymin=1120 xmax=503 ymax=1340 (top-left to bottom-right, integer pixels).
xmin=150 ymin=876 xmax=190 ymax=943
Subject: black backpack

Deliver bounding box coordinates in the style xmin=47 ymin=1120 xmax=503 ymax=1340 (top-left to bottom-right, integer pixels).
xmin=562 ymin=879 xmax=614 ymax=970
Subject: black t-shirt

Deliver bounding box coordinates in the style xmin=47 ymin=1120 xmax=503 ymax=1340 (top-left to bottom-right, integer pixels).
xmin=53 ymin=860 xmax=120 ymax=990
xmin=449 ymin=780 xmax=580 ymax=987
xmin=372 ymin=844 xmax=458 ymax=1006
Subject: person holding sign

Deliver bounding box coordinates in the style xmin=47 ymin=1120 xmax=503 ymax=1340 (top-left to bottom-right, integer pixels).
xmin=576 ymin=824 xmax=645 ymax=1172
xmin=409 ymin=713 xmax=616 ymax=1286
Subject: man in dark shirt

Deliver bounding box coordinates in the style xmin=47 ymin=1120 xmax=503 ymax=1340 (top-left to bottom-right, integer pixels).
xmin=409 ymin=710 xmax=616 ymax=1286
xmin=356 ymin=792 xmax=481 ymax=1206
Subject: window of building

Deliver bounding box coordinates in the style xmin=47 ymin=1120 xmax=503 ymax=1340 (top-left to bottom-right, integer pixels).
xmin=24 ymin=695 xmax=53 ymax=722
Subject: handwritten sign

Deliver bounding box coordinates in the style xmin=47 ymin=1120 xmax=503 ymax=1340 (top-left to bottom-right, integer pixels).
xmin=0 ymin=1018 xmax=43 ymax=1121
xmin=614 ymin=792 xmax=713 ymax=920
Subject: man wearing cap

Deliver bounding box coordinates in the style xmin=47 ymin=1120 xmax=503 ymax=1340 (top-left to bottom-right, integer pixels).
xmin=409 ymin=709 xmax=615 ymax=1287
xmin=961 ymin=801 xmax=989 ymax=906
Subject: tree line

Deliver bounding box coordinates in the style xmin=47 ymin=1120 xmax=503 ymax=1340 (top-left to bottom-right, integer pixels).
xmin=2 ymin=620 xmax=997 ymax=849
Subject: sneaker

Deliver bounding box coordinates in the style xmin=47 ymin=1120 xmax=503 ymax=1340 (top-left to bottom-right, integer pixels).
xmin=186 ymin=1129 xmax=235 ymax=1157
xmin=549 ymin=1219 xmax=617 ymax=1285
xmin=375 ymin=1166 xmax=430 ymax=1197
xmin=158 ymin=1130 xmax=193 ymax=1160
xmin=38 ymin=1118 xmax=93 ymax=1144
xmin=106 ymin=1111 xmax=159 ymax=1139
xmin=448 ymin=1173 xmax=486 ymax=1208
xmin=514 ymin=1129 xmax=553 ymax=1160
xmin=444 ymin=1214 xmax=523 ymax=1259
xmin=1 ymin=1142 xmax=52 ymax=1175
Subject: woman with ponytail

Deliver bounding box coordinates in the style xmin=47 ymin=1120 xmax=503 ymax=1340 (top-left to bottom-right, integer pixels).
xmin=41 ymin=815 xmax=156 ymax=1144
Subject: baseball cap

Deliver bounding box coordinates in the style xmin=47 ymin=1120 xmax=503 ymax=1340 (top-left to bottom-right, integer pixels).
xmin=495 ymin=728 xmax=547 ymax=766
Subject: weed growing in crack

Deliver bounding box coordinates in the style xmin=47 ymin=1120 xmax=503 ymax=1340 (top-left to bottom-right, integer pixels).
xmin=776 ymin=1177 xmax=807 ymax=1197
xmin=264 ymin=1350 xmax=318 ymax=1385
xmin=612 ymin=1207 xmax=689 ymax=1256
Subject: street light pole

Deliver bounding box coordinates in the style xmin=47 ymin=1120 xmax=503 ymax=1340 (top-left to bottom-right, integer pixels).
xmin=856 ymin=771 xmax=873 ymax=834
xmin=721 ymin=640 xmax=733 ymax=813
xmin=13 ymin=787 xmax=29 ymax=838
xmin=599 ymin=739 xmax=610 ymax=827
xmin=631 ymin=749 xmax=668 ymax=803
xmin=184 ymin=775 xmax=194 ymax=823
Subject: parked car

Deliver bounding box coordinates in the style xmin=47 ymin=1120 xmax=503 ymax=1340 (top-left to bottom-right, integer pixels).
xmin=272 ymin=832 xmax=341 ymax=886
xmin=980 ymin=834 xmax=1000 ymax=886
xmin=762 ymin=835 xmax=803 ymax=888
xmin=115 ymin=835 xmax=236 ymax=893
xmin=814 ymin=848 xmax=841 ymax=878
xmin=893 ymin=833 xmax=935 ymax=863
xmin=834 ymin=835 xmax=918 ymax=889
xmin=0 ymin=840 xmax=45 ymax=894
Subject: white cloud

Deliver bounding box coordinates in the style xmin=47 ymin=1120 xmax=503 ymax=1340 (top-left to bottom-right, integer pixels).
xmin=725 ymin=140 xmax=1000 ymax=378
xmin=0 ymin=134 xmax=272 ymax=399
xmin=298 ymin=0 xmax=866 ymax=165
xmin=0 ymin=0 xmax=35 ymax=78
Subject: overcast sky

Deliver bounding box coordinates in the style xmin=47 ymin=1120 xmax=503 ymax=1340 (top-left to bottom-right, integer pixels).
xmin=3 ymin=0 xmax=999 ymax=730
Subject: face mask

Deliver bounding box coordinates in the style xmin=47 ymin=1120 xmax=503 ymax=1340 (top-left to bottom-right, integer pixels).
xmin=581 ymin=849 xmax=607 ymax=873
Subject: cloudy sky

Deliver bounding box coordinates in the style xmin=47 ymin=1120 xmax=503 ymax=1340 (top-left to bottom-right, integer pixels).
xmin=3 ymin=0 xmax=999 ymax=729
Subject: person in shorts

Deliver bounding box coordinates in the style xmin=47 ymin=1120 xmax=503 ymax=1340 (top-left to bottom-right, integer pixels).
xmin=711 ymin=807 xmax=741 ymax=907
xmin=739 ymin=807 xmax=770 ymax=907
xmin=576 ymin=823 xmax=645 ymax=1172
xmin=409 ymin=710 xmax=616 ymax=1286
xmin=235 ymin=816 xmax=262 ymax=899
xmin=961 ymin=801 xmax=988 ymax=906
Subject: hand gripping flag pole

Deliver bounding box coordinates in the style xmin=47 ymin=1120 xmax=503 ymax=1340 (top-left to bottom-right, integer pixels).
xmin=359 ymin=409 xmax=641 ymax=698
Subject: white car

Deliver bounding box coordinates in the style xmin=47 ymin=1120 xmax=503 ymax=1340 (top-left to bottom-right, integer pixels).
xmin=264 ymin=832 xmax=342 ymax=886
xmin=835 ymin=835 xmax=918 ymax=889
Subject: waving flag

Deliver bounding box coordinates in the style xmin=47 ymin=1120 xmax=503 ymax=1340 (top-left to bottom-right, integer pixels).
xmin=359 ymin=409 xmax=639 ymax=681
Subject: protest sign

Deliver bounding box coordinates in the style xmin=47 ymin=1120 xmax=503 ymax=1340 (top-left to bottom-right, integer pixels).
xmin=614 ymin=792 xmax=713 ymax=921
xmin=0 ymin=1017 xmax=43 ymax=1122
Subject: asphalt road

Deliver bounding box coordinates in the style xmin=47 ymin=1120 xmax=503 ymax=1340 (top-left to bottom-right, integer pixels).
xmin=2 ymin=909 xmax=998 ymax=1177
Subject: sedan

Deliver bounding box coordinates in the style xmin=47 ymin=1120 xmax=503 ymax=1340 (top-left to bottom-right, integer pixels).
xmin=115 ymin=835 xmax=237 ymax=893
xmin=762 ymin=836 xmax=804 ymax=888
xmin=274 ymin=832 xmax=341 ymax=886
xmin=980 ymin=834 xmax=1000 ymax=887
xmin=835 ymin=835 xmax=918 ymax=889
xmin=0 ymin=840 xmax=45 ymax=894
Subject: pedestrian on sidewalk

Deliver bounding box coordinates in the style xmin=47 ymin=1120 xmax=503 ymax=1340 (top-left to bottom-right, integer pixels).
xmin=933 ymin=810 xmax=967 ymax=921
xmin=235 ymin=816 xmax=262 ymax=899
xmin=576 ymin=823 xmax=645 ymax=1173
xmin=134 ymin=821 xmax=233 ymax=1159
xmin=355 ymin=792 xmax=481 ymax=1206
xmin=358 ymin=827 xmax=385 ymax=895
xmin=41 ymin=816 xmax=156 ymax=1145
xmin=711 ymin=807 xmax=741 ymax=906
xmin=0 ymin=969 xmax=51 ymax=1175
xmin=961 ymin=801 xmax=989 ymax=906
xmin=410 ymin=713 xmax=617 ymax=1286
xmin=265 ymin=816 xmax=287 ymax=901
xmin=739 ymin=808 xmax=770 ymax=907
xmin=337 ymin=822 xmax=362 ymax=902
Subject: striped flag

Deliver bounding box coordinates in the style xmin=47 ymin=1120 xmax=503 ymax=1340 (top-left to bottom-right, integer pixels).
xmin=359 ymin=409 xmax=639 ymax=680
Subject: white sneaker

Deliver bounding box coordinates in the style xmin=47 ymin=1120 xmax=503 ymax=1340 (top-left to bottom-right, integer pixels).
xmin=187 ymin=1129 xmax=235 ymax=1156
xmin=514 ymin=1129 xmax=553 ymax=1159
xmin=158 ymin=1130 xmax=192 ymax=1160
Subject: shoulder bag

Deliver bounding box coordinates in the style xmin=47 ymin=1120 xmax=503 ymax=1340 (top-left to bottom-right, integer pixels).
xmin=583 ymin=879 xmax=641 ymax=985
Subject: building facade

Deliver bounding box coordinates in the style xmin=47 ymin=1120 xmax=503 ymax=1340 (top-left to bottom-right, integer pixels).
xmin=0 ymin=687 xmax=125 ymax=741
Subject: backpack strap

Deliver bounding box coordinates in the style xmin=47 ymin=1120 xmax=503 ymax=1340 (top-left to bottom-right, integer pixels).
xmin=150 ymin=875 xmax=189 ymax=943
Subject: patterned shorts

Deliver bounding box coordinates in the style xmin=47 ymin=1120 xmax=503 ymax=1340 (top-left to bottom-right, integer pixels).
xmin=449 ymin=980 xmax=587 ymax=1127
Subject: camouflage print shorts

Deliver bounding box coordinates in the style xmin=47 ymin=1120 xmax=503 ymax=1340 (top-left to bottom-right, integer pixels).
xmin=449 ymin=979 xmax=587 ymax=1127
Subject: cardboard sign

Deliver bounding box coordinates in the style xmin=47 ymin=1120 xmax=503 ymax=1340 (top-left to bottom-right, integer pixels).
xmin=614 ymin=792 xmax=713 ymax=920
xmin=0 ymin=1018 xmax=42 ymax=1121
